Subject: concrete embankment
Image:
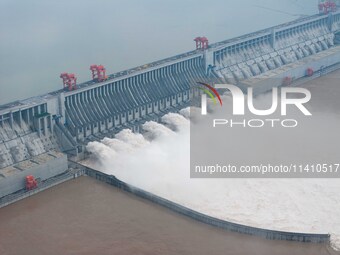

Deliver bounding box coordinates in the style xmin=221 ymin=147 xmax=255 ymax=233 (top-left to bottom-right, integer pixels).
xmin=81 ymin=165 xmax=330 ymax=244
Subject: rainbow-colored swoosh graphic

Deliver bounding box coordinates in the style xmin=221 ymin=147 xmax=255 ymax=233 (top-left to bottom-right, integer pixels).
xmin=196 ymin=82 xmax=223 ymax=106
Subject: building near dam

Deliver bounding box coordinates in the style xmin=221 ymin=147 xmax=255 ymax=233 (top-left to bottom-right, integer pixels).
xmin=0 ymin=10 xmax=340 ymax=198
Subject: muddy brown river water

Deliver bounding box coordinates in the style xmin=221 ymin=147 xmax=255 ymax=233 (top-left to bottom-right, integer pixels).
xmin=0 ymin=176 xmax=338 ymax=255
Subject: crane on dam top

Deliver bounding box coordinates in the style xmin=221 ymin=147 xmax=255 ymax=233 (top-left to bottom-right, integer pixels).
xmin=318 ymin=0 xmax=338 ymax=14
xmin=90 ymin=64 xmax=108 ymax=82
xmin=194 ymin=37 xmax=209 ymax=50
xmin=60 ymin=73 xmax=77 ymax=91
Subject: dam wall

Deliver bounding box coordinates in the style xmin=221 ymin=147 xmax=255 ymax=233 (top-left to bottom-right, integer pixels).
xmin=0 ymin=151 xmax=68 ymax=197
xmin=0 ymin=11 xmax=339 ymax=177
xmin=82 ymin=165 xmax=331 ymax=244
xmin=0 ymin=102 xmax=59 ymax=169
xmin=211 ymin=12 xmax=340 ymax=84
xmin=63 ymin=55 xmax=213 ymax=141
xmin=241 ymin=45 xmax=340 ymax=94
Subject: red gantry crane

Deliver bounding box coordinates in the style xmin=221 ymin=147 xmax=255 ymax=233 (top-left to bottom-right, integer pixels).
xmin=90 ymin=64 xmax=108 ymax=82
xmin=60 ymin=72 xmax=77 ymax=91
xmin=318 ymin=0 xmax=338 ymax=14
xmin=194 ymin=37 xmax=209 ymax=50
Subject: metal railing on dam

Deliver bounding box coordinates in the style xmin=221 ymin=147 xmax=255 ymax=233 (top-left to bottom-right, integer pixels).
xmin=79 ymin=164 xmax=330 ymax=244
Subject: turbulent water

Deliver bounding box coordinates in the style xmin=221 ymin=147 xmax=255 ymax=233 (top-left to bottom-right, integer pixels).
xmin=85 ymin=102 xmax=340 ymax=250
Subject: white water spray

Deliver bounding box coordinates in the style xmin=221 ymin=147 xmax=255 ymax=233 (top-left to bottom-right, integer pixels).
xmin=85 ymin=102 xmax=340 ymax=250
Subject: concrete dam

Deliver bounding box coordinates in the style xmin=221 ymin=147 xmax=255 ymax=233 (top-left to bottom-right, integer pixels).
xmin=1 ymin=11 xmax=340 ymax=201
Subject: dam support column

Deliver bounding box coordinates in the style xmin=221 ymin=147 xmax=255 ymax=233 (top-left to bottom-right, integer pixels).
xmin=9 ymin=111 xmax=13 ymax=128
xmin=203 ymin=50 xmax=214 ymax=75
xmin=271 ymin=28 xmax=277 ymax=49
xmin=58 ymin=92 xmax=66 ymax=124
xmin=327 ymin=12 xmax=337 ymax=33
xmin=18 ymin=109 xmax=22 ymax=128
xmin=328 ymin=13 xmax=334 ymax=32
xmin=48 ymin=114 xmax=53 ymax=134
xmin=34 ymin=117 xmax=41 ymax=137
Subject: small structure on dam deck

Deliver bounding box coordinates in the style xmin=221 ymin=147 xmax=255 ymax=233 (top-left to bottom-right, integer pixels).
xmin=25 ymin=175 xmax=38 ymax=191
